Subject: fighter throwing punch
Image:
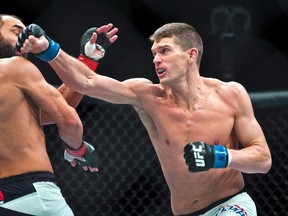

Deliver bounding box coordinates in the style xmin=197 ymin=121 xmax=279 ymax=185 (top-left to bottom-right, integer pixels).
xmin=18 ymin=22 xmax=271 ymax=215
xmin=0 ymin=14 xmax=117 ymax=216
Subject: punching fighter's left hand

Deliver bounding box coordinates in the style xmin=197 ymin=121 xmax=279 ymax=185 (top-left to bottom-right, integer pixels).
xmin=184 ymin=141 xmax=231 ymax=172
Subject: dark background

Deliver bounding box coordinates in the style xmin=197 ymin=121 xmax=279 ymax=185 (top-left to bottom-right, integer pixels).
xmin=2 ymin=0 xmax=288 ymax=92
xmin=2 ymin=1 xmax=288 ymax=216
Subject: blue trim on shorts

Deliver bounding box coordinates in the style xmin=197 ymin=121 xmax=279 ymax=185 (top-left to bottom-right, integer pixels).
xmin=180 ymin=190 xmax=244 ymax=216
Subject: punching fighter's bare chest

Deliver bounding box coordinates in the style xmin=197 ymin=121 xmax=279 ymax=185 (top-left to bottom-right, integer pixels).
xmin=150 ymin=100 xmax=235 ymax=146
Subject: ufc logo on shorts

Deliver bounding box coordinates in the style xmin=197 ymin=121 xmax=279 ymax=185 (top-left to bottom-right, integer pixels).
xmin=193 ymin=145 xmax=205 ymax=167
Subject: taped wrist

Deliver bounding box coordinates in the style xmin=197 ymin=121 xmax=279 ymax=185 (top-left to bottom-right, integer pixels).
xmin=78 ymin=54 xmax=99 ymax=71
xmin=213 ymin=145 xmax=230 ymax=168
xmin=36 ymin=37 xmax=60 ymax=62
xmin=65 ymin=142 xmax=86 ymax=157
xmin=227 ymin=149 xmax=232 ymax=166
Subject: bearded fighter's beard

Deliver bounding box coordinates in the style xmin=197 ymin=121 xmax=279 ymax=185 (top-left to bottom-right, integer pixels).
xmin=0 ymin=39 xmax=28 ymax=58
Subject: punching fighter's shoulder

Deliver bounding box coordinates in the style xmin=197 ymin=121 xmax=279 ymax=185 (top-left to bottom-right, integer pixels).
xmin=123 ymin=78 xmax=152 ymax=86
xmin=218 ymin=81 xmax=248 ymax=99
xmin=123 ymin=78 xmax=161 ymax=95
xmin=205 ymin=78 xmax=246 ymax=97
xmin=214 ymin=80 xmax=251 ymax=110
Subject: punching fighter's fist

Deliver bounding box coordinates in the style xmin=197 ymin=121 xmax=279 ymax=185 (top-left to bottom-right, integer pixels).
xmin=16 ymin=23 xmax=60 ymax=62
xmin=184 ymin=141 xmax=231 ymax=172
xmin=78 ymin=23 xmax=118 ymax=71
xmin=64 ymin=141 xmax=101 ymax=172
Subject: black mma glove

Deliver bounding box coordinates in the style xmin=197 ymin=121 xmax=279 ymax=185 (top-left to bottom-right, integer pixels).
xmin=183 ymin=141 xmax=231 ymax=172
xmin=16 ymin=23 xmax=60 ymax=62
xmin=64 ymin=141 xmax=101 ymax=169
xmin=78 ymin=27 xmax=112 ymax=71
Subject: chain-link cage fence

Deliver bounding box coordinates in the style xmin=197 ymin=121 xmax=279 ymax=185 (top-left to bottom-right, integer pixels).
xmin=44 ymin=91 xmax=288 ymax=216
xmin=244 ymin=91 xmax=288 ymax=216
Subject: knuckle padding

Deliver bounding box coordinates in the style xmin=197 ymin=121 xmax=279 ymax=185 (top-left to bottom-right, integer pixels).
xmin=16 ymin=23 xmax=47 ymax=51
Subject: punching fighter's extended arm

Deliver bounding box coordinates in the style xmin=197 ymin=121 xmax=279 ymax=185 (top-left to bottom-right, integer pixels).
xmin=183 ymin=141 xmax=232 ymax=172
